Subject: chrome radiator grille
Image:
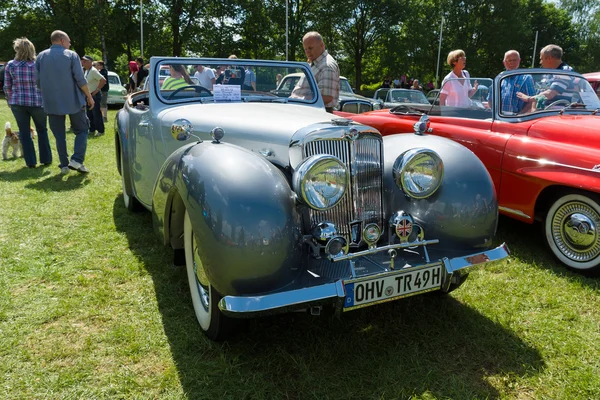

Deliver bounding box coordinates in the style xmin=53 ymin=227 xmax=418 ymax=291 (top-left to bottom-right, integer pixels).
xmin=304 ymin=136 xmax=383 ymax=243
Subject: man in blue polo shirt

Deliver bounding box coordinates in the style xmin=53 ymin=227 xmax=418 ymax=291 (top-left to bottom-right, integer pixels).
xmin=36 ymin=30 xmax=94 ymax=174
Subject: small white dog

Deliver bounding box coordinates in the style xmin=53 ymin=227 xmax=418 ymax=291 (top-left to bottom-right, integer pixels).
xmin=2 ymin=122 xmax=36 ymax=160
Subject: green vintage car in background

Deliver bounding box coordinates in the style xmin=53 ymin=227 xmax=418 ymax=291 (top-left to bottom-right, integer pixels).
xmin=107 ymin=71 xmax=127 ymax=106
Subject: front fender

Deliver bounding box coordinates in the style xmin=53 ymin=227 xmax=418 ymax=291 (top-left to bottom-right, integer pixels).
xmin=115 ymin=108 xmax=128 ymax=175
xmin=153 ymin=140 xmax=303 ymax=296
xmin=383 ymin=134 xmax=498 ymax=256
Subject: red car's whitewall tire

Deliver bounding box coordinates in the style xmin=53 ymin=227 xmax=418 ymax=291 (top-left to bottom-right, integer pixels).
xmin=544 ymin=193 xmax=600 ymax=273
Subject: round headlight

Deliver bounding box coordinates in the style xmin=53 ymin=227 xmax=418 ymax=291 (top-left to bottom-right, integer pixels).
xmin=393 ymin=148 xmax=443 ymax=199
xmin=293 ymin=155 xmax=349 ymax=210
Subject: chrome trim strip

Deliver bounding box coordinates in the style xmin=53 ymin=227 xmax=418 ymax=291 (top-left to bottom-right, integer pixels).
xmin=218 ymin=243 xmax=510 ymax=317
xmin=516 ymin=156 xmax=600 ymax=174
xmin=499 ymin=206 xmax=532 ymax=219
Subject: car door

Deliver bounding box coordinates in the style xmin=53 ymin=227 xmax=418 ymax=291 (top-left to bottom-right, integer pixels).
xmin=130 ymin=106 xmax=161 ymax=207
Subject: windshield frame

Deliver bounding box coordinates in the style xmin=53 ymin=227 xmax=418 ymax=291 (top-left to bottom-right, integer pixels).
xmin=150 ymin=57 xmax=320 ymax=108
xmin=494 ymin=68 xmax=600 ymax=122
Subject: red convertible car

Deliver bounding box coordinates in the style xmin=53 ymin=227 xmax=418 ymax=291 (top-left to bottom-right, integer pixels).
xmin=338 ymin=68 xmax=600 ymax=273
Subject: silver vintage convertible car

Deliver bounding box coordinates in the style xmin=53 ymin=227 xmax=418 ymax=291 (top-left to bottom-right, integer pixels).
xmin=116 ymin=57 xmax=509 ymax=340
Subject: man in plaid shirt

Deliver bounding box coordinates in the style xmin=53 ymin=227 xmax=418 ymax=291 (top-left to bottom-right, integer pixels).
xmin=292 ymin=31 xmax=340 ymax=113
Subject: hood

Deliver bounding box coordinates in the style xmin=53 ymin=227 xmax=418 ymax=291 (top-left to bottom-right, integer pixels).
xmin=162 ymin=102 xmax=347 ymax=166
xmin=340 ymin=92 xmax=378 ymax=104
xmin=527 ymin=115 xmax=600 ymax=147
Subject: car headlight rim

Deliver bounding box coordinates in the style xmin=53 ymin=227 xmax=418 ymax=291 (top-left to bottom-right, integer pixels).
xmin=393 ymin=148 xmax=444 ymax=199
xmin=293 ymin=154 xmax=349 ymax=211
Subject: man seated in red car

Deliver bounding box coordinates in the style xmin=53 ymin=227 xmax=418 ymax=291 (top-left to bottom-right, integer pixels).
xmin=517 ymin=44 xmax=576 ymax=111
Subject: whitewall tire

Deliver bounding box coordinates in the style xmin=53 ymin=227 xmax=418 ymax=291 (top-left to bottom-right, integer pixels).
xmin=183 ymin=209 xmax=234 ymax=340
xmin=544 ymin=193 xmax=600 ymax=273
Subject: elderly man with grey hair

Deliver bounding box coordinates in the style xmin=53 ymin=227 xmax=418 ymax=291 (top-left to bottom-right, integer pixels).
xmin=291 ymin=31 xmax=340 ymax=113
xmin=35 ymin=30 xmax=94 ymax=174
xmin=517 ymin=44 xmax=574 ymax=109
xmin=497 ymin=50 xmax=535 ymax=114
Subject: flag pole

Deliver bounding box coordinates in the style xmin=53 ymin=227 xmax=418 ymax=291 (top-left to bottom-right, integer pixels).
xmin=435 ymin=16 xmax=444 ymax=88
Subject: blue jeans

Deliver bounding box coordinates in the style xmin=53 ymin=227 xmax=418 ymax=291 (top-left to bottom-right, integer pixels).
xmin=48 ymin=108 xmax=89 ymax=168
xmin=10 ymin=105 xmax=52 ymax=166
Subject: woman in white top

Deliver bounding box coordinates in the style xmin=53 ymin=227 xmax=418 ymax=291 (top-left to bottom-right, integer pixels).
xmin=439 ymin=49 xmax=479 ymax=107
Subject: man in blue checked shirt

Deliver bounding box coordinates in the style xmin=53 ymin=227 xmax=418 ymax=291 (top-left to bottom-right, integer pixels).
xmin=498 ymin=50 xmax=535 ymax=115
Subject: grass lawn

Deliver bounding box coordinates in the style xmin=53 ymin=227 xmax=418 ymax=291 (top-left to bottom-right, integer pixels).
xmin=0 ymin=96 xmax=599 ymax=400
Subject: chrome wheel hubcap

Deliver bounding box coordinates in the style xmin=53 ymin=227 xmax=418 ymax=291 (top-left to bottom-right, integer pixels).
xmin=551 ymin=201 xmax=600 ymax=262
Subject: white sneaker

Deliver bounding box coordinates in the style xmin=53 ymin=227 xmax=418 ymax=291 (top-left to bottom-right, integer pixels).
xmin=61 ymin=166 xmax=70 ymax=174
xmin=68 ymin=160 xmax=89 ymax=173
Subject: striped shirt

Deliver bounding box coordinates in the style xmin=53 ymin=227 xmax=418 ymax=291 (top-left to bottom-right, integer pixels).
xmin=3 ymin=60 xmax=43 ymax=107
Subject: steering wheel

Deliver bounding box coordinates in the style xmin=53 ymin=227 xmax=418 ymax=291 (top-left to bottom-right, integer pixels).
xmin=167 ymin=85 xmax=212 ymax=100
xmin=544 ymin=99 xmax=571 ymax=110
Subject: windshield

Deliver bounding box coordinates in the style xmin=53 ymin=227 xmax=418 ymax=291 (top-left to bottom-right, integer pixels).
xmin=497 ymin=71 xmax=600 ymax=116
xmin=108 ymin=75 xmax=120 ymax=85
xmin=391 ymin=90 xmax=429 ymax=104
xmin=340 ymin=78 xmax=353 ymax=93
xmin=155 ymin=59 xmax=317 ymax=105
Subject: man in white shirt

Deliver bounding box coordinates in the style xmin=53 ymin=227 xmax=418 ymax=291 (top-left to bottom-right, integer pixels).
xmin=81 ymin=55 xmax=106 ymax=137
xmin=193 ymin=65 xmax=216 ymax=91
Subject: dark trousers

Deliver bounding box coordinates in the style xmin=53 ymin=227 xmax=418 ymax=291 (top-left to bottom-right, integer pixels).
xmin=87 ymin=92 xmax=104 ymax=134
xmin=10 ymin=105 xmax=52 ymax=166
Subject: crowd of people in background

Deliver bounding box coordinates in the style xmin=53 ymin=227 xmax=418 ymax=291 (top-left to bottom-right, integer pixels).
xmin=3 ymin=30 xmax=104 ymax=172
xmin=381 ymin=75 xmax=434 ymax=92
xmin=1 ymin=24 xmax=578 ymax=171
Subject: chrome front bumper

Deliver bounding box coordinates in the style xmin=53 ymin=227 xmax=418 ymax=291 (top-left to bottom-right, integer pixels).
xmin=218 ymin=243 xmax=510 ymax=317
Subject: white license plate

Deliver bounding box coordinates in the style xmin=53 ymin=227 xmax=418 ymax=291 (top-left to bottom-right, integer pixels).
xmin=343 ymin=264 xmax=443 ymax=310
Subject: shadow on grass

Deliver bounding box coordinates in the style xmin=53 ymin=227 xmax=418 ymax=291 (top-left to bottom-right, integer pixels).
xmin=497 ymin=215 xmax=600 ymax=285
xmin=23 ymin=170 xmax=91 ymax=191
xmin=0 ymin=163 xmax=54 ymax=181
xmin=112 ymin=196 xmax=544 ymax=399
